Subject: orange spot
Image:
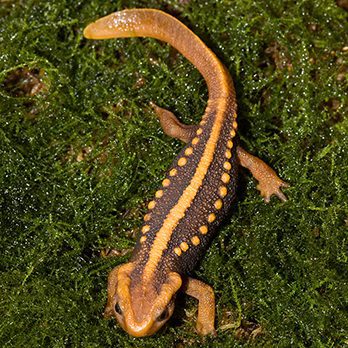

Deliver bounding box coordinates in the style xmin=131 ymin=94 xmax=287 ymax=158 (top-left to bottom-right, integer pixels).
xmin=185 ymin=147 xmax=193 ymax=156
xmin=199 ymin=225 xmax=208 ymax=234
xmin=191 ymin=236 xmax=200 ymax=246
xmin=155 ymin=190 xmax=163 ymax=198
xmin=223 ymin=161 xmax=231 ymax=171
xmin=192 ymin=137 xmax=200 ymax=145
xmin=140 ymin=236 xmax=147 ymax=243
xmin=219 ymin=186 xmax=227 ymax=198
xmin=227 ymin=140 xmax=233 ymax=149
xmin=196 ymin=128 xmax=203 ymax=135
xmin=174 ymin=247 xmax=182 ymax=256
xmin=162 ymin=178 xmax=170 ymax=187
xmin=225 ymin=150 xmax=232 ymax=159
xmin=230 ymin=129 xmax=236 ymax=137
xmin=221 ymin=173 xmax=230 ymax=184
xmin=214 ymin=199 xmax=223 ymax=210
xmin=180 ymin=242 xmax=189 ymax=252
xmin=169 ymin=168 xmax=177 ymax=176
xmin=233 ymin=120 xmax=238 ymax=129
xmin=142 ymin=225 xmax=150 ymax=233
xmin=148 ymin=200 xmax=156 ymax=209
xmin=178 ymin=157 xmax=187 ymax=166
xmin=208 ymin=213 xmax=216 ymax=223
xmin=144 ymin=213 xmax=151 ymax=221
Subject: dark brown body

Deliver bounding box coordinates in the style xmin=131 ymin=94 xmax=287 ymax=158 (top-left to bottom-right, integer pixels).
xmin=131 ymin=100 xmax=238 ymax=279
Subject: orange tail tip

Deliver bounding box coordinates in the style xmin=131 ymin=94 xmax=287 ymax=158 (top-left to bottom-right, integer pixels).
xmin=83 ymin=13 xmax=124 ymax=39
xmin=83 ymin=10 xmax=151 ymax=40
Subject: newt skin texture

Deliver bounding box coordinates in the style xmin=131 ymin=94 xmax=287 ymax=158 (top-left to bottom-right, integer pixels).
xmin=84 ymin=9 xmax=288 ymax=337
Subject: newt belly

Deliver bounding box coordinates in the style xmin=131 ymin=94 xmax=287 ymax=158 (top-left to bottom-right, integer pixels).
xmin=84 ymin=9 xmax=288 ymax=337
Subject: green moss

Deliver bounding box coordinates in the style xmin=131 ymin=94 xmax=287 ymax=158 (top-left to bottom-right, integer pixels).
xmin=0 ymin=0 xmax=347 ymax=347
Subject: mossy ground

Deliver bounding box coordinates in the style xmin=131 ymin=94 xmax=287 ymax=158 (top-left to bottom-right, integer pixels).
xmin=1 ymin=0 xmax=347 ymax=347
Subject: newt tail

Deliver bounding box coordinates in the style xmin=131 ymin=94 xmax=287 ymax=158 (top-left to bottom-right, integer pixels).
xmin=84 ymin=9 xmax=288 ymax=337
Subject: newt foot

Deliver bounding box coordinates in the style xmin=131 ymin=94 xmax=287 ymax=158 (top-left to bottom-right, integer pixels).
xmin=196 ymin=321 xmax=217 ymax=336
xmin=257 ymin=179 xmax=289 ymax=203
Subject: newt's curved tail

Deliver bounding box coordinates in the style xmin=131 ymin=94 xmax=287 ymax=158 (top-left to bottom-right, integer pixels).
xmin=83 ymin=9 xmax=235 ymax=102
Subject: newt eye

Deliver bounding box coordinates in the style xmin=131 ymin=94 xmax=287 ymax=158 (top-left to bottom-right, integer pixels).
xmin=115 ymin=302 xmax=123 ymax=315
xmin=156 ymin=308 xmax=169 ymax=322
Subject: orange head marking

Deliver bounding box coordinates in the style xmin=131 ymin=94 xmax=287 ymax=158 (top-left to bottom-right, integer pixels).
xmin=104 ymin=263 xmax=182 ymax=337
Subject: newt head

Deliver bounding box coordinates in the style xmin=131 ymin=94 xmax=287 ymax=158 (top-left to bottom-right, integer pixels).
xmin=104 ymin=263 xmax=182 ymax=337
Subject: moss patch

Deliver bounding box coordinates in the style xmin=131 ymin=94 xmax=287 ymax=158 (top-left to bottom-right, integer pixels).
xmin=1 ymin=0 xmax=347 ymax=347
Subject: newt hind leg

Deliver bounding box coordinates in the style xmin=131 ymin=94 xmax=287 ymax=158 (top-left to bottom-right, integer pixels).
xmin=236 ymin=146 xmax=289 ymax=203
xmin=150 ymin=103 xmax=288 ymax=203
xmin=150 ymin=102 xmax=198 ymax=143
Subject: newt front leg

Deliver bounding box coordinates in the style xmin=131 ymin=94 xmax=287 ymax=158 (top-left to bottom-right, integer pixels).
xmin=182 ymin=277 xmax=217 ymax=336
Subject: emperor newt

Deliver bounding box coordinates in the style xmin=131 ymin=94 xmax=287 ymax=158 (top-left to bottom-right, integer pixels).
xmin=83 ymin=8 xmax=288 ymax=337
